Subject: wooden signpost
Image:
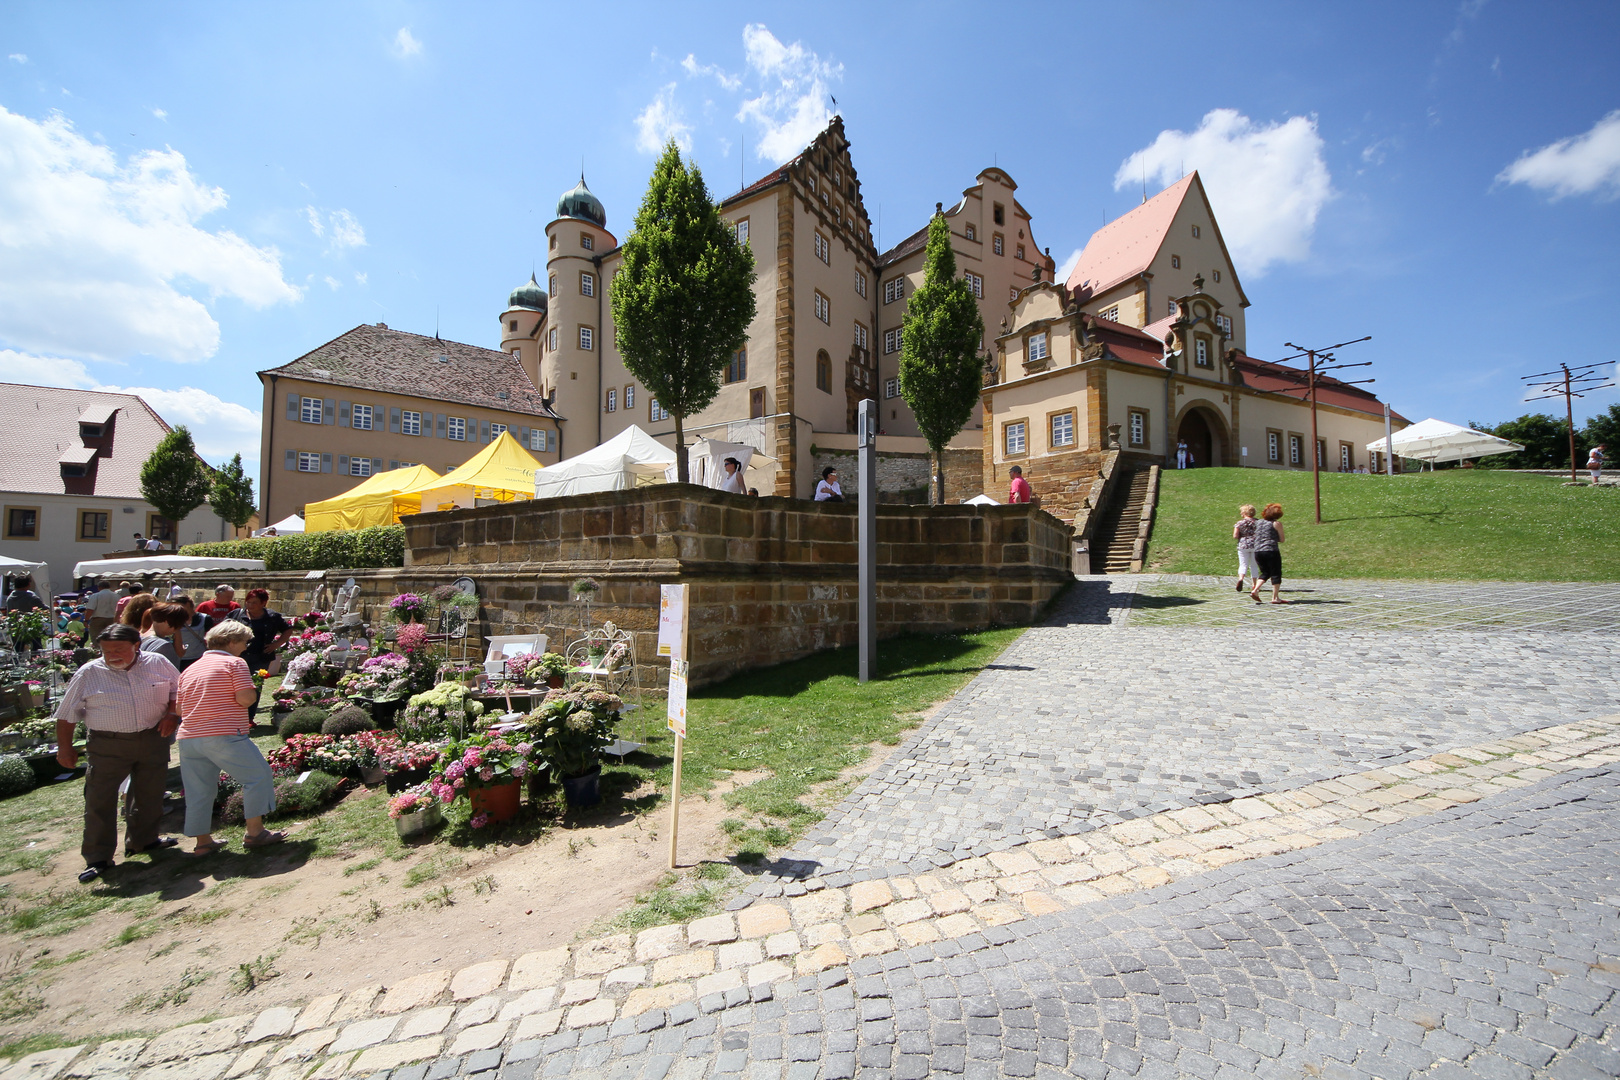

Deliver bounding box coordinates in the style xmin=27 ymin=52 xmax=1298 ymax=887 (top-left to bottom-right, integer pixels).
xmin=657 ymin=584 xmax=689 ymax=869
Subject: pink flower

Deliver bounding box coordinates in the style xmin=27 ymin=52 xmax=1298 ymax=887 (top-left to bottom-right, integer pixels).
xmin=453 ymin=777 xmax=466 ymax=789
xmin=512 ymin=762 xmax=528 ymax=778
xmin=462 ymin=748 xmax=482 ymax=767
xmin=515 ymin=742 xmax=534 ymax=756
xmin=444 ymin=761 xmax=466 ymax=781
xmin=470 ymin=813 xmax=490 ymax=829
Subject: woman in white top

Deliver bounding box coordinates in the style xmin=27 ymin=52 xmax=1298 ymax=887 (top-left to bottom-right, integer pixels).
xmin=815 ymin=467 xmax=843 ymax=502
xmin=719 ymin=457 xmax=748 ymax=494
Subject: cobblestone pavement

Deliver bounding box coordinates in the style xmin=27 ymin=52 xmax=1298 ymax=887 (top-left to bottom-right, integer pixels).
xmin=778 ymin=577 xmax=1620 ymax=879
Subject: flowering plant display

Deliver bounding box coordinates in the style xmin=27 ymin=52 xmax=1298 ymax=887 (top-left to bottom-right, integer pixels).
xmin=302 ymin=610 xmax=327 ymax=628
xmin=273 ymin=686 xmax=341 ymax=712
xmin=529 ymin=689 xmax=619 ymax=779
xmin=398 ymin=680 xmax=485 ymax=742
xmin=388 ymin=783 xmax=436 ymax=819
xmin=282 ymin=650 xmax=322 ymax=689
xmin=428 ymin=732 xmax=538 ymax=810
xmin=379 ymin=740 xmax=442 ymax=773
xmin=306 ymin=730 xmax=399 ymax=775
xmin=283 ymin=628 xmax=335 ymax=658
xmin=251 ymin=667 xmax=270 ymax=694
xmin=533 ymin=652 xmax=572 ymax=679
xmin=268 ymin=733 xmax=334 ymax=775
xmin=338 ymin=652 xmax=415 ymax=701
xmin=390 ymin=593 xmax=429 ymax=622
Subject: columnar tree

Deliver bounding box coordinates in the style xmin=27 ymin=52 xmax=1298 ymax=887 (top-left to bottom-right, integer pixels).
xmin=210 ymin=453 xmax=257 ymax=536
xmin=611 ymin=141 xmax=756 ymax=482
xmin=899 ymin=212 xmax=985 ymax=505
xmin=139 ymin=426 xmax=213 ymax=543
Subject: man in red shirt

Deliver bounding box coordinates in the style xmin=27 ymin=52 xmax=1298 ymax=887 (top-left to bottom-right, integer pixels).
xmin=1008 ymin=466 xmax=1032 ymax=504
xmin=195 ymin=585 xmax=239 ymax=628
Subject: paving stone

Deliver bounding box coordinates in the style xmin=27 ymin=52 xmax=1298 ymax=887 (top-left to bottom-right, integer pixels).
xmin=652 ymin=951 xmax=715 ymax=983
xmin=447 ymin=1022 xmax=509 ymax=1056
xmin=294 ymin=995 xmax=344 ymax=1034
xmin=737 ymin=905 xmax=792 ymax=940
xmin=6 ymin=1048 xmax=86 ymax=1080
xmin=507 ymin=948 xmax=569 ymax=991
xmin=133 ymin=1051 xmax=235 ymax=1080
xmin=454 ymin=996 xmax=502 ymax=1028
xmin=242 ymin=1009 xmax=298 ymax=1044
xmin=330 ymin=986 xmax=383 ymax=1024
xmin=496 ymin=988 xmax=558 ymax=1026
xmin=141 ymin=1018 xmax=254 ymax=1064
xmin=397 ymin=1007 xmax=455 ymax=1041
xmin=449 ymin=961 xmax=509 ymax=1001
xmin=565 ymin=999 xmax=617 ymax=1030
xmin=512 ymin=1011 xmax=563 ymax=1041
xmin=687 ymin=914 xmax=739 ymax=947
xmin=376 ymin=971 xmax=451 ymax=1015
xmin=328 ymin=1018 xmax=400 ymax=1055
xmin=346 ymin=1038 xmax=443 ymax=1075
xmin=66 ymin=1040 xmax=144 ymax=1078
xmin=634 ymin=925 xmax=687 ymax=962
xmin=223 ymin=1044 xmax=269 ymax=1078
xmin=271 ymin=1028 xmax=339 ymax=1066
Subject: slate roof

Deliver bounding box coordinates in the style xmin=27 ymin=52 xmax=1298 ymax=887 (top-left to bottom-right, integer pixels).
xmin=0 ymin=384 xmax=177 ymax=498
xmin=259 ymin=324 xmax=558 ymax=418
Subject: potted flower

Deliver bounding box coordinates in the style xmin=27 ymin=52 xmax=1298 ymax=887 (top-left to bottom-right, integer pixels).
xmin=390 ymin=593 xmax=430 ymax=624
xmin=529 ymin=689 xmax=619 ymax=807
xmin=398 ymin=680 xmax=485 ymax=742
xmin=308 ymin=730 xmax=399 ymax=785
xmin=529 ymin=652 xmax=571 ymax=689
xmin=389 ymin=784 xmax=443 ymax=838
xmin=339 ymin=652 xmax=416 ymax=727
xmin=381 ymin=740 xmax=444 ymax=793
xmin=428 ymin=733 xmax=537 ymax=825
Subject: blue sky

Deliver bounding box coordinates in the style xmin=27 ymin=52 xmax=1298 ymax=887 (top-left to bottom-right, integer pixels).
xmin=2 ymin=2 xmax=1617 ymax=488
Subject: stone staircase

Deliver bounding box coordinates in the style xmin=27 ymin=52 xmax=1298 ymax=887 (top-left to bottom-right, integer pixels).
xmin=1089 ymin=465 xmax=1156 ymax=573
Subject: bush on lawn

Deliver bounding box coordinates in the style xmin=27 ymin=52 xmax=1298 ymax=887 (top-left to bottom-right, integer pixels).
xmin=321 ymin=706 xmax=375 ymax=736
xmin=179 ymin=525 xmax=404 ymax=571
xmin=0 ymin=755 xmax=34 ymax=798
xmin=279 ymin=706 xmax=330 ymax=740
xmin=220 ymin=770 xmax=344 ymax=824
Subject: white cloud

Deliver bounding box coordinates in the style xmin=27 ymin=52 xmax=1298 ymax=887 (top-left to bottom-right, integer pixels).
xmin=323 ymin=275 xmax=341 ymax=290
xmin=1497 ymin=110 xmax=1620 ymax=200
xmin=304 ymin=205 xmax=324 ymax=239
xmin=682 ymin=53 xmax=741 ymax=91
xmin=735 ymin=24 xmax=842 ymax=163
xmin=305 ymin=205 xmax=367 ymax=250
xmin=354 ymin=271 xmax=367 ymax=286
xmin=635 ymin=84 xmax=692 ymax=154
xmin=392 ymin=27 xmax=423 ymax=59
xmin=7 ymin=54 xmax=25 ymax=64
xmin=152 ymin=108 xmax=167 ymax=121
xmin=1055 ymin=248 xmax=1083 ymax=284
xmin=0 ymin=348 xmax=96 ymax=388
xmin=1115 ymin=108 xmax=1334 ymax=276
xmin=0 ymin=105 xmax=301 ymax=363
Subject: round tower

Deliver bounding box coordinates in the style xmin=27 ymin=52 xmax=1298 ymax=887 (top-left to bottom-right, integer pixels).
xmin=501 ymin=274 xmax=548 ymax=390
xmin=541 ymin=176 xmax=617 ymax=449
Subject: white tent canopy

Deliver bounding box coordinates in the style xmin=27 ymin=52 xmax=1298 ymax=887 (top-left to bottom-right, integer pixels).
xmin=962 ymin=494 xmax=1000 ymax=506
xmin=666 ymin=437 xmax=774 ymax=491
xmin=0 ymin=554 xmax=51 ymax=604
xmin=1365 ymin=418 xmax=1524 ymax=464
xmin=253 ymin=513 xmax=305 ymax=536
xmin=533 ymin=426 xmax=676 ymax=499
xmin=72 ymin=555 xmax=266 ymax=578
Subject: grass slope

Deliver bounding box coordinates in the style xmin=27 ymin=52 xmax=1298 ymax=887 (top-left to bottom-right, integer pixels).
xmin=1149 ymin=468 xmax=1619 ymax=581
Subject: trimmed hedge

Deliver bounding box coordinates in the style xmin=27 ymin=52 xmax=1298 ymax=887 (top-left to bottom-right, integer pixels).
xmin=180 ymin=525 xmax=405 ymax=570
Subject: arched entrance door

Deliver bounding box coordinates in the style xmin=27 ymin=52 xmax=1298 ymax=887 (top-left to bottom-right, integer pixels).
xmin=1175 ymin=406 xmax=1228 ymax=467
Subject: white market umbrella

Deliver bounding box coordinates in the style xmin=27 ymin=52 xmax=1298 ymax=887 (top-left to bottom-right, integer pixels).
xmin=533 ymin=426 xmax=677 ymax=498
xmin=1365 ymin=418 xmax=1524 ymax=465
xmin=963 ymin=494 xmax=1000 ymax=505
xmin=253 ymin=513 xmax=305 ymax=536
xmin=72 ymin=554 xmax=266 ymax=578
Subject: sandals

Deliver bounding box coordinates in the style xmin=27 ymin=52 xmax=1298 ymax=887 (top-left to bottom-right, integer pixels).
xmin=1271 ymin=599 xmax=1291 ymax=604
xmin=244 ymin=829 xmax=286 ymax=848
xmin=190 ymin=840 xmax=227 ymax=856
xmin=1249 ymin=592 xmax=1263 ymax=604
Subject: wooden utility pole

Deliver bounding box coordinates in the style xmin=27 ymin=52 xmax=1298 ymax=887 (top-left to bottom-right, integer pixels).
xmin=1282 ymin=337 xmax=1373 ymax=523
xmin=1522 ymin=362 xmax=1615 ymax=481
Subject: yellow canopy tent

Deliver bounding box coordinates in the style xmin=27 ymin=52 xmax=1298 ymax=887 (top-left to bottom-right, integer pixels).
xmin=304 ymin=464 xmax=442 ymax=532
xmin=392 ymin=431 xmax=543 ymax=517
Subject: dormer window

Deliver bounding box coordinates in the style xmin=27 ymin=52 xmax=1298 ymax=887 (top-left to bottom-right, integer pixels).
xmin=1171 ymin=255 xmax=1181 ymax=269
xmin=78 ymin=423 xmax=103 ymax=439
xmin=993 ymin=203 xmax=1005 ymax=226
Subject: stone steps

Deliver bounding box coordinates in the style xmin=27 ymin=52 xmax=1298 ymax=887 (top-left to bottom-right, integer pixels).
xmin=1092 ymin=466 xmax=1154 ymax=572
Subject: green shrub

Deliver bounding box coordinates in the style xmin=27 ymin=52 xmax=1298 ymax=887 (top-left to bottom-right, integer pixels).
xmin=278 ymin=707 xmax=329 ymax=740
xmin=321 ymin=706 xmax=375 ymax=736
xmin=220 ymin=770 xmax=343 ymax=824
xmin=179 ymin=526 xmax=404 ymax=571
xmin=0 ymin=755 xmax=34 ymax=798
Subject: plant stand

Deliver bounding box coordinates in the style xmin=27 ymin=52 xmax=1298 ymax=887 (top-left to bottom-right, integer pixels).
xmin=565 ymin=621 xmax=644 ymax=757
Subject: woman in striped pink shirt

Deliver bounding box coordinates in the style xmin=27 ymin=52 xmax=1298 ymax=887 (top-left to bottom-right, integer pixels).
xmin=176 ymin=621 xmax=283 ymax=854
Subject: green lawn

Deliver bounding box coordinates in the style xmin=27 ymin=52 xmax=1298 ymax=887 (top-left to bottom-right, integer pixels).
xmin=1149 ymin=468 xmax=1620 ymax=581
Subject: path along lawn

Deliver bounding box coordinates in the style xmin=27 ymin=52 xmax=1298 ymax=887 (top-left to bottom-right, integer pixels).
xmin=1148 ymin=468 xmax=1620 ymax=581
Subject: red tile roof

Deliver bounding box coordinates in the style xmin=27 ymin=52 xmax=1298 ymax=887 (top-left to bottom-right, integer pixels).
xmin=1084 ymin=316 xmax=1169 ymax=371
xmin=1232 ymin=353 xmax=1405 ymax=421
xmin=259 ymin=324 xmax=558 ymax=418
xmin=1066 ymin=175 xmax=1197 ymax=301
xmin=722 ymin=165 xmax=790 ymax=207
xmin=0 ymin=384 xmax=178 ymax=498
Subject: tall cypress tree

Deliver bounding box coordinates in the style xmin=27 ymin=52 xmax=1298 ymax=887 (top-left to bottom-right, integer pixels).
xmin=611 ymin=142 xmax=756 ymax=483
xmin=139 ymin=426 xmax=213 ymax=540
xmin=899 ymin=212 xmax=985 ymax=505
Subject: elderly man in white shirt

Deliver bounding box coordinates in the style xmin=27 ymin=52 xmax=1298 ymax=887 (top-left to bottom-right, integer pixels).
xmin=55 ymin=623 xmax=181 ymax=882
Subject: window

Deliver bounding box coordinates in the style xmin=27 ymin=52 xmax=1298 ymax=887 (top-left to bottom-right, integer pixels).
xmin=1171 ymin=255 xmax=1181 ymax=269
xmin=884 ymin=328 xmax=903 ymax=354
xmin=993 ymin=203 xmax=1005 ymax=226
xmin=750 ymin=387 xmax=766 ymax=418
xmin=1267 ymin=430 xmax=1281 ymax=463
xmin=1195 ymin=339 xmax=1209 ymax=367
xmin=1016 ymin=243 xmax=1025 ymax=260
xmin=1028 ymin=332 xmax=1048 ymax=362
xmin=854 ymin=270 xmax=867 ymax=298
xmin=1010 ymin=287 xmax=1018 ymax=301
xmin=1169 ymin=299 xmax=1178 ymax=316
xmin=3 ymin=506 xmax=37 ymax=540
xmin=1051 ymin=411 xmax=1075 ymax=448
xmin=1316 ymin=439 xmax=1327 ymax=468
xmin=1099 ymin=306 xmax=1119 ymax=322
xmin=884 ymin=378 xmax=898 ymax=399
xmin=349 ymin=457 xmax=373 ymax=477
xmin=299 ymin=396 xmax=322 ymax=424
xmin=508 ymin=320 xmax=518 ymax=332
xmin=1192 ymin=225 xmax=1201 ymax=239
xmin=854 ymin=323 xmax=868 ymax=351
xmin=808 ymin=173 xmax=817 ymax=192
xmin=298 ymin=452 xmax=321 ymax=472
xmin=993 ymin=234 xmax=1004 ymax=256
xmin=1289 ymin=435 xmax=1303 ymax=466
xmin=965 ymin=223 xmax=976 ymax=241
xmin=1213 ymin=270 xmax=1221 ymax=283
xmin=447 ymin=416 xmax=466 ymax=441
xmin=548 ymin=274 xmax=557 ymax=294
xmin=401 ymin=410 xmax=422 ymax=436
xmin=884 ymin=277 xmax=904 ymax=304
xmin=650 ymin=399 xmax=670 ymax=422
xmin=580 ymin=272 xmax=595 ymax=297
xmin=735 ymin=218 xmax=749 ymax=246
xmin=816 ymin=351 xmax=832 ymax=393
xmin=814 ymin=231 xmax=830 ymax=264
xmin=1004 ymin=421 xmax=1026 ymax=456
xmin=580 ymin=233 xmax=593 ymax=251
xmin=624 ymin=385 xmax=635 ymax=409
xmin=548 ymin=327 xmax=558 ymax=351
xmin=814 ymin=291 xmax=830 ymax=324
xmin=550 ymin=234 xmax=557 ymax=250
xmin=529 ymin=428 xmax=549 ymax=453
xmin=1216 ymin=314 xmax=1232 ymax=335
xmin=964 ymin=271 xmax=983 ymax=298
xmin=352 ymin=404 xmax=373 ymax=431
xmin=1128 ymin=410 xmax=1146 ymax=448
xmin=579 ymin=327 xmax=593 ymax=351
xmin=1340 ymin=444 xmax=1352 ymax=471
xmin=605 ymin=389 xmax=616 ymax=412
xmin=146 ymin=515 xmax=174 ymax=545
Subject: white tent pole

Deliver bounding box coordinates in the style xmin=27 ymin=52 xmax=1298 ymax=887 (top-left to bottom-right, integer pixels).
xmin=1384 ymin=403 xmax=1395 ymax=476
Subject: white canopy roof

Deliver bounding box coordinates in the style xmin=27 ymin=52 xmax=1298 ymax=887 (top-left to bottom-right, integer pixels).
xmin=665 ymin=437 xmax=774 ymax=490
xmin=962 ymin=494 xmax=1000 ymax=506
xmin=1365 ymin=418 xmax=1524 ymax=464
xmin=253 ymin=513 xmax=305 ymax=536
xmin=533 ymin=425 xmax=676 ymax=499
xmin=0 ymin=554 xmax=51 ymax=602
xmin=72 ymin=554 xmax=266 ymax=578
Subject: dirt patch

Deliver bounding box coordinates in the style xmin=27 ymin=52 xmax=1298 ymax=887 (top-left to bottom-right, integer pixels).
xmin=0 ymin=772 xmax=765 ymax=1038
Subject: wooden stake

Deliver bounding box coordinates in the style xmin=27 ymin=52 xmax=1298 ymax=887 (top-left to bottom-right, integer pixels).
xmin=667 ymin=732 xmax=683 ymax=869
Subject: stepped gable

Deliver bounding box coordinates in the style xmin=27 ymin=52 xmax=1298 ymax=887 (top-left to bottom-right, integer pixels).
xmin=261 ymin=323 xmax=559 ymax=418
xmin=1232 ymin=353 xmax=1406 ymax=420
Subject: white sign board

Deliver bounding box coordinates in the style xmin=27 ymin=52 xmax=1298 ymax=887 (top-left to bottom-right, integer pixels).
xmin=657 ymin=584 xmax=689 ymax=660
xmin=666 ymin=659 xmax=688 ymax=739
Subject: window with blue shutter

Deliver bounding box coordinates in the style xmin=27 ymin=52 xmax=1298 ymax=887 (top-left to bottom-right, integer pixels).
xmin=284 ymin=449 xmax=295 ymax=470
xmin=338 ymin=455 xmax=349 ymax=473
xmin=481 ymin=421 xmax=491 ymax=443
xmin=390 ymin=407 xmax=401 ymax=433
xmin=371 ymin=458 xmax=382 ymax=473
xmin=320 ymin=453 xmax=332 ymax=473
xmin=323 ymin=399 xmax=336 ymax=424
xmin=437 ymin=415 xmax=446 ymax=438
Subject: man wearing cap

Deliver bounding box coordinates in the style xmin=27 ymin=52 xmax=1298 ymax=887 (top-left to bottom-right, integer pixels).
xmin=719 ymin=456 xmax=748 ymax=494
xmin=1007 ymin=465 xmax=1032 ymax=504
xmin=55 ymin=624 xmax=181 ymax=883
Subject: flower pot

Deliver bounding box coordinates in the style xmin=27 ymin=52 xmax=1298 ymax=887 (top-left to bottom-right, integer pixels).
xmin=561 ymin=767 xmax=602 ymax=809
xmin=394 ymin=802 xmax=443 ymax=839
xmin=547 ymin=675 xmax=564 ymax=689
xmin=386 ymin=766 xmax=431 ymax=794
xmin=360 ymin=765 xmax=388 ymax=786
xmin=469 ymin=779 xmax=521 ymax=823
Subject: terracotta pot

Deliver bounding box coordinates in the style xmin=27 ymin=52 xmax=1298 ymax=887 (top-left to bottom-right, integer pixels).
xmin=469 ymin=779 xmax=521 ymax=822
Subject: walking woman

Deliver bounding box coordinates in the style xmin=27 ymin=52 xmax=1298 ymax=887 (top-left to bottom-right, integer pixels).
xmin=1249 ymin=503 xmax=1288 ymax=605
xmin=175 ymin=620 xmax=283 ymax=854
xmin=1233 ymin=504 xmax=1260 ymax=593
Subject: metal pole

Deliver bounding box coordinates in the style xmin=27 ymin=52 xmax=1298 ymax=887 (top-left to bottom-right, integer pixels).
xmin=857 ymin=398 xmax=877 ymax=682
xmin=1308 ymin=351 xmax=1322 ymax=523
xmin=1564 ymin=364 xmax=1578 ymax=484
xmin=1383 ymin=402 xmax=1394 ymax=476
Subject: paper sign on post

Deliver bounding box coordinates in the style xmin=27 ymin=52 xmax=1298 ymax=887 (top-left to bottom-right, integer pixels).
xmin=666 ymin=660 xmax=688 ymax=739
xmin=657 ymin=584 xmax=689 ymax=659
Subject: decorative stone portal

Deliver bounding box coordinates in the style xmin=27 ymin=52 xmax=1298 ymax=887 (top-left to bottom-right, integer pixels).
xmin=1175 ymin=404 xmax=1230 ymax=468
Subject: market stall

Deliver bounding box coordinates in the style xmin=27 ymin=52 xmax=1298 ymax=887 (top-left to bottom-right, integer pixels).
xmin=393 ymin=432 xmax=542 ymax=516
xmin=532 ymin=425 xmax=675 ymax=499
xmin=304 ymin=464 xmax=442 ymax=532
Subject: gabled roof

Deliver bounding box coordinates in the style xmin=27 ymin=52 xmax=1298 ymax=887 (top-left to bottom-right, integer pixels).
xmin=1232 ymin=354 xmax=1405 ymax=421
xmin=0 ymin=384 xmax=178 ymax=498
xmin=878 ymin=222 xmax=930 ymax=267
xmin=1084 ymin=316 xmax=1169 ymax=372
xmin=259 ymin=324 xmax=558 ymax=419
xmin=722 ymin=164 xmax=790 ymax=207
